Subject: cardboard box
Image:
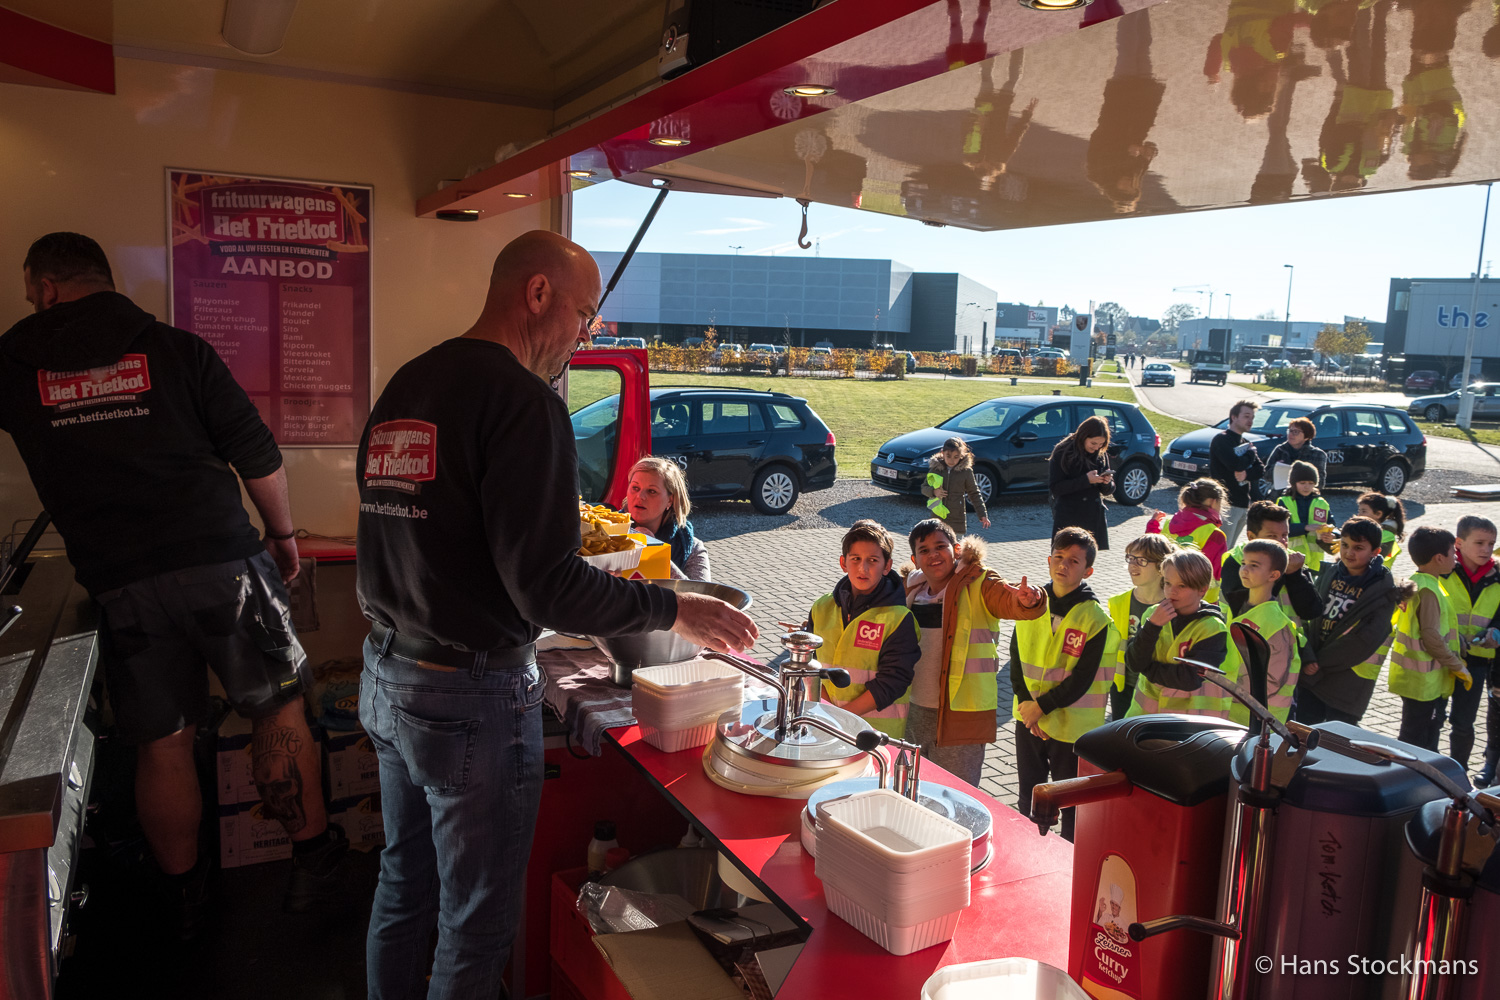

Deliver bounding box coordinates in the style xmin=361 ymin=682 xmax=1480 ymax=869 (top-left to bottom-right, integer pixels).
xmin=325 ymin=727 xmax=380 ymax=800
xmin=330 ymin=793 xmax=386 ymax=852
xmin=216 ymin=712 xmax=323 ymax=806
xmin=219 ymin=801 xmax=293 ymax=868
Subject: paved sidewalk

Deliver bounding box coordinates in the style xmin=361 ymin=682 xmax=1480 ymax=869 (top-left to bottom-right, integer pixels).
xmin=707 ymin=500 xmax=1500 ymax=810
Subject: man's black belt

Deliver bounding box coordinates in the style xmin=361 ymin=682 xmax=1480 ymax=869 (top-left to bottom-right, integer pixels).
xmin=369 ymin=621 xmax=535 ymax=671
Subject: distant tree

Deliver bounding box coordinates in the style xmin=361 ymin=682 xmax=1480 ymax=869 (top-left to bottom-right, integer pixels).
xmin=1254 ymin=309 xmax=1279 ymax=321
xmin=1315 ymin=320 xmax=1369 ymax=361
xmin=1059 ymin=304 xmax=1077 ymax=324
xmin=1160 ymin=302 xmax=1199 ymax=337
xmin=1096 ymin=301 xmax=1131 ymax=335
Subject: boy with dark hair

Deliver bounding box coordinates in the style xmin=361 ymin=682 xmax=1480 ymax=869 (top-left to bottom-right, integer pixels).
xmin=1391 ymin=527 xmax=1473 ymax=752
xmin=1295 ymin=517 xmax=1412 ymax=726
xmin=1453 ymin=517 xmax=1500 ymax=783
xmin=808 ymin=519 xmax=921 ymax=737
xmin=1219 ymin=500 xmax=1323 ymax=621
xmin=1012 ymin=528 xmax=1118 ymax=842
xmin=1232 ymin=539 xmax=1304 ymax=726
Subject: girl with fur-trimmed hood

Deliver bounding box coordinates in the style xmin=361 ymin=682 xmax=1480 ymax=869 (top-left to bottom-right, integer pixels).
xmin=921 ymin=437 xmax=990 ymax=537
xmin=900 ymin=520 xmax=1046 ymax=786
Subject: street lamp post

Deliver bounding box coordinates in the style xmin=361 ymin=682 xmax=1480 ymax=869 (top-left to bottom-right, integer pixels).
xmin=1458 ymin=183 xmax=1493 ymax=431
xmin=1282 ymin=265 xmax=1294 ymax=361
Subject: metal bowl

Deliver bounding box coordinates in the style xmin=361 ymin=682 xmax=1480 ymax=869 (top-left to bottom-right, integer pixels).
xmin=592 ymin=579 xmax=753 ymax=686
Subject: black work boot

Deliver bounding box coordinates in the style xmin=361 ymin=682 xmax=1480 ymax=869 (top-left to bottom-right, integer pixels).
xmin=164 ymin=855 xmax=213 ymax=943
xmin=283 ymin=824 xmax=352 ymax=914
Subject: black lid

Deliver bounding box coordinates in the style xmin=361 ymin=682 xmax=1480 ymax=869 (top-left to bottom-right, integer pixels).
xmin=1075 ymin=715 xmax=1249 ymax=807
xmin=1406 ymin=787 xmax=1500 ymax=893
xmin=594 ymin=820 xmax=616 ymax=840
xmin=1230 ymin=722 xmax=1469 ymax=818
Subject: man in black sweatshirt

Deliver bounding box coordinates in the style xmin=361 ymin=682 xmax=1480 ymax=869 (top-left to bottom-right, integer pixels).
xmin=0 ymin=233 xmax=338 ymax=934
xmin=354 ymin=231 xmax=756 ymax=998
xmin=1209 ymin=399 xmax=1265 ymax=547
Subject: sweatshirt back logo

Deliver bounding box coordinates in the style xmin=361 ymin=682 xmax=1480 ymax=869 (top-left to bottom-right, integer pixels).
xmin=38 ymin=355 xmax=151 ymax=411
xmin=364 ymin=419 xmax=437 ymax=493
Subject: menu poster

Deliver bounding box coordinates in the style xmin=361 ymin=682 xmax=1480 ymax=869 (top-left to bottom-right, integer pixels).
xmin=167 ymin=169 xmax=371 ymax=446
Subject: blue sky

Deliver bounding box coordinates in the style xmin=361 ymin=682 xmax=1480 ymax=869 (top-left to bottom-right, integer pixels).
xmin=574 ymin=180 xmax=1497 ymax=328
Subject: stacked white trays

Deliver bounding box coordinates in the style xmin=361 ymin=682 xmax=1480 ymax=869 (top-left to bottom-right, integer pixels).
xmin=631 ymin=659 xmax=744 ymax=753
xmin=814 ymin=789 xmax=971 ymax=956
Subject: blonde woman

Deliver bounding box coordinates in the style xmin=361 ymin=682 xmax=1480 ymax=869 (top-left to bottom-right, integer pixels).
xmin=623 ymin=457 xmax=710 ymax=581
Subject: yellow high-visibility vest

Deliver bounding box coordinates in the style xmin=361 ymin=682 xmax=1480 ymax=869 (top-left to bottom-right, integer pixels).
xmin=812 ymin=598 xmax=916 ymax=739
xmin=1013 ymin=599 xmax=1119 ymax=743
xmin=1388 ymin=574 xmax=1460 ymax=702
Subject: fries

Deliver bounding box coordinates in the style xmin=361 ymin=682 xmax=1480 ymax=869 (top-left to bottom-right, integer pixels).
xmin=579 ymin=501 xmax=629 ymax=530
xmin=578 ymin=524 xmax=636 ymax=556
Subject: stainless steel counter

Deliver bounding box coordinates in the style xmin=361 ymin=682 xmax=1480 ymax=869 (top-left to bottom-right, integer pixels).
xmin=0 ymin=551 xmax=99 ymax=999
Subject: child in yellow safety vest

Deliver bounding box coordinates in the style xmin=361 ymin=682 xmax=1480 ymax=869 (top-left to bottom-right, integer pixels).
xmin=1279 ymin=461 xmax=1335 ymax=567
xmin=1357 ymin=492 xmax=1407 ymax=566
xmin=1445 ymin=516 xmax=1500 ymax=779
xmin=807 ymin=520 xmax=921 ymax=739
xmin=1126 ymin=549 xmax=1240 ymax=719
xmin=1012 ymin=527 xmax=1119 ymax=843
xmin=1107 ymin=534 xmax=1177 ymax=722
xmin=1146 ymin=478 xmax=1229 ymax=604
xmin=1231 ymin=539 xmax=1304 ymax=728
xmin=1391 ymin=526 xmax=1473 ymax=753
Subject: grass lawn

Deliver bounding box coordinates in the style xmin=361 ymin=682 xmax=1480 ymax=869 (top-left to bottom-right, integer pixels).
xmin=1415 ymin=420 xmax=1500 ymax=446
xmin=567 ymin=370 xmax=1138 ymax=476
xmin=1138 ymin=407 xmax=1204 ymax=445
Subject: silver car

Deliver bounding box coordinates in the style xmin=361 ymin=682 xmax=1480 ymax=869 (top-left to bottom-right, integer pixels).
xmin=1408 ymin=383 xmax=1500 ymax=422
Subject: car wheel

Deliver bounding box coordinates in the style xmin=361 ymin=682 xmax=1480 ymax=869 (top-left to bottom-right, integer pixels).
xmin=973 ymin=465 xmax=998 ymax=505
xmin=1424 ymin=404 xmax=1445 ymax=422
xmin=750 ymin=465 xmax=799 ymax=514
xmin=1113 ymin=461 xmax=1155 ymax=506
xmin=1378 ymin=461 xmax=1408 ymax=496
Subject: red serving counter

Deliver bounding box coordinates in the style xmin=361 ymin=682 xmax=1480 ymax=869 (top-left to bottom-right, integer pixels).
xmin=536 ymin=721 xmax=1074 ymax=998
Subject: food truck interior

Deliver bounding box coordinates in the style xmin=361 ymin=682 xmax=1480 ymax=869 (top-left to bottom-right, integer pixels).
xmin=3 ymin=0 xmax=1500 ymax=998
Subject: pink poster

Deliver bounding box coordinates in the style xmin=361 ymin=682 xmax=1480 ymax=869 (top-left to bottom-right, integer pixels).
xmin=167 ymin=170 xmax=371 ymax=446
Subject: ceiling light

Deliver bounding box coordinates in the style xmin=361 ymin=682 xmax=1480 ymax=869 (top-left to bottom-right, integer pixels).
xmin=784 ymin=84 xmax=836 ymax=97
xmin=1018 ymin=0 xmax=1092 ymax=9
xmin=649 ymin=136 xmax=691 ymax=147
xmin=436 ymin=209 xmax=480 ymax=222
xmin=567 ymin=170 xmax=593 ymax=178
xmin=503 ymin=192 xmax=530 ymax=199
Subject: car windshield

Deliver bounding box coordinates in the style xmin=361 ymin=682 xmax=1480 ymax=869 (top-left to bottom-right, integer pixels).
xmin=938 ymin=399 xmax=1033 ymax=434
xmin=570 ymin=394 xmax=620 ymax=434
xmin=1146 ymin=364 xmax=1167 ymax=370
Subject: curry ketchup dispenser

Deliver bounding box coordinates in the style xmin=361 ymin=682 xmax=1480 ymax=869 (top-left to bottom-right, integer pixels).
xmin=1030 ymin=716 xmax=1245 ymax=1000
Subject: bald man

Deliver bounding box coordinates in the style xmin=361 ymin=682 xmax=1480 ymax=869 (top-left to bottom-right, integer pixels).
xmin=354 ymin=230 xmax=756 ymax=998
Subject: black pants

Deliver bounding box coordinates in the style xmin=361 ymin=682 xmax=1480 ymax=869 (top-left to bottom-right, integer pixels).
xmin=1448 ymin=660 xmax=1491 ymax=769
xmin=1292 ymin=687 xmax=1363 ymax=726
xmin=1109 ymin=684 xmax=1135 ymax=724
xmin=1015 ymin=723 xmax=1079 ymax=842
xmin=1481 ymin=685 xmax=1500 ymax=784
xmin=1398 ymin=696 xmax=1449 ymax=753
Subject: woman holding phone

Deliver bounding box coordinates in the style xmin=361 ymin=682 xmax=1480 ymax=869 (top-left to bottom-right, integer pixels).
xmin=1048 ymin=415 xmax=1114 ymax=549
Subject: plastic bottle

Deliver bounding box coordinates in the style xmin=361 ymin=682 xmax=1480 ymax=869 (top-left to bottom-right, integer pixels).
xmin=587 ymin=820 xmax=618 ymax=878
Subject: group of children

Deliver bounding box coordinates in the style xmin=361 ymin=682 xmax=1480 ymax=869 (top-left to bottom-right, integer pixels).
xmin=802 ymin=465 xmax=1500 ymax=842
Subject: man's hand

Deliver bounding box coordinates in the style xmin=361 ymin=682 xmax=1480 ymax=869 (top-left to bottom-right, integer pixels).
xmin=1286 ymin=550 xmax=1306 ymax=574
xmin=671 ymin=592 xmax=759 ymax=653
xmin=265 ymin=536 xmax=300 ymax=585
xmin=1017 ymin=700 xmax=1044 ymax=728
xmin=1149 ymin=601 xmax=1178 ymax=627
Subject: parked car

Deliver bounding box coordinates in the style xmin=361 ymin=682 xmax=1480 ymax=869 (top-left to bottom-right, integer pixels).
xmin=1140 ymin=362 xmax=1176 ymax=387
xmin=747 ymin=342 xmax=784 ymax=354
xmin=1451 ymin=371 xmax=1483 ymax=390
xmin=615 ymin=336 xmax=647 ymax=349
xmin=1409 ymin=383 xmax=1500 ymax=422
xmin=1268 ymin=359 xmax=1292 ymax=369
xmin=683 ymin=336 xmax=705 ymax=348
xmin=1162 ymin=397 xmax=1427 ymax=495
xmin=1031 ymin=348 xmax=1066 ymax=359
xmin=1318 ymin=360 xmax=1346 ymax=374
xmin=1405 ymin=369 xmax=1442 ymax=393
xmin=571 ymin=387 xmax=836 ymax=515
xmin=590 ymin=335 xmax=619 ymax=348
xmin=993 ymin=348 xmax=1023 ymax=363
xmin=1241 ymin=358 xmax=1267 ymax=373
xmin=869 ymin=396 xmax=1162 ymax=506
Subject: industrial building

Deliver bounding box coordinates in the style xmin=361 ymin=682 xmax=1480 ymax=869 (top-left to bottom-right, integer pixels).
xmin=591 ymin=252 xmax=999 ymax=353
xmin=1383 ymin=277 xmax=1500 ymax=381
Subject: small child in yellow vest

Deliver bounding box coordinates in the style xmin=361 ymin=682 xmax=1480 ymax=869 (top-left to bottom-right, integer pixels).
xmin=1146 ymin=478 xmax=1229 ymax=603
xmin=1392 ymin=526 xmax=1473 ymax=753
xmin=807 ymin=520 xmax=921 ymax=738
xmin=1232 ymin=539 xmax=1304 ymax=728
xmin=1357 ymin=492 xmax=1407 ymax=565
xmin=1012 ymin=527 xmax=1119 ymax=842
xmin=1125 ymin=549 xmax=1237 ymax=719
xmin=1108 ymin=534 xmax=1176 ymax=722
xmin=1279 ymin=461 xmax=1336 ymax=566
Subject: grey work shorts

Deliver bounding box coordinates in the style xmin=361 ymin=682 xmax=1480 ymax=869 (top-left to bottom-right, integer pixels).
xmin=95 ymin=550 xmax=308 ymax=744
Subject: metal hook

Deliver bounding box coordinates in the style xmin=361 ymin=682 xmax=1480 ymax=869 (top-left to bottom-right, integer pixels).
xmin=796 ymin=198 xmax=812 ymax=249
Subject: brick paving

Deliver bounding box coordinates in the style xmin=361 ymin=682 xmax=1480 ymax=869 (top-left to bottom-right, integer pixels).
xmin=705 ymin=499 xmax=1500 ymax=810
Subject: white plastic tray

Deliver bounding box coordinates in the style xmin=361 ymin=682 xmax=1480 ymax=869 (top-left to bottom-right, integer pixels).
xmin=639 ymin=719 xmax=719 ymax=754
xmin=632 ymin=659 xmax=743 ymax=691
xmin=816 ymin=857 xmax=970 ymax=924
xmin=920 ymin=958 xmax=1091 ymax=1000
xmin=824 ymin=882 xmax=962 ymax=956
xmin=578 ymin=537 xmax=643 ymax=572
xmin=816 ymin=789 xmax=971 ymax=869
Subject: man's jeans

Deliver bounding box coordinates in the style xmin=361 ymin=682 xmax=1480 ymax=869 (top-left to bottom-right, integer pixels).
xmin=359 ymin=634 xmax=545 ymax=999
xmin=1222 ymin=505 xmax=1249 ymax=547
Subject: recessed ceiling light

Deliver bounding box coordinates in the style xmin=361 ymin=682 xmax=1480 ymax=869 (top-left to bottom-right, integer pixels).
xmin=503 ymin=192 xmax=530 ymax=199
xmin=436 ymin=209 xmax=481 ymax=222
xmin=784 ymin=84 xmax=836 ymax=97
xmin=1018 ymin=0 xmax=1091 ymax=9
xmin=567 ymin=169 xmax=593 ymax=178
xmin=649 ymin=136 xmax=691 ymax=147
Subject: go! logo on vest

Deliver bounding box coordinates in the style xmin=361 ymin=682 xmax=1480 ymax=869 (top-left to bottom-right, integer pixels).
xmin=1062 ymin=628 xmax=1086 ymax=658
xmin=853 ymin=621 xmax=886 ymax=650
xmin=1178 ymin=640 xmax=1193 ymax=659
